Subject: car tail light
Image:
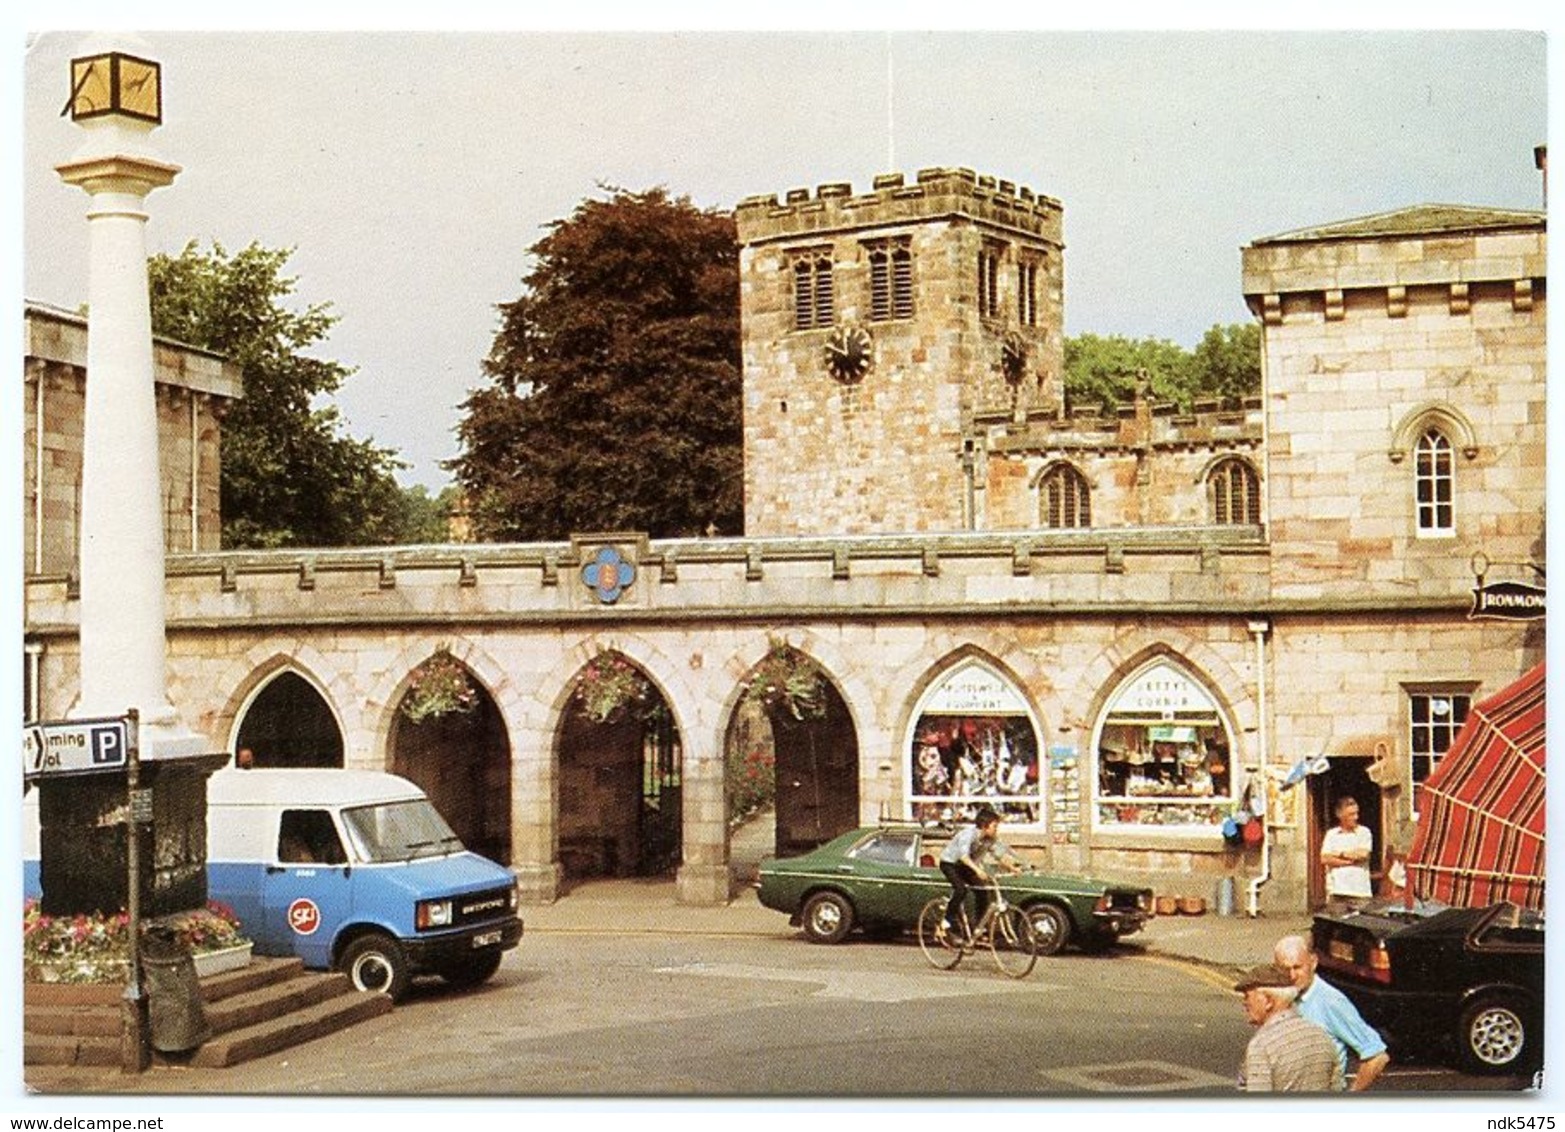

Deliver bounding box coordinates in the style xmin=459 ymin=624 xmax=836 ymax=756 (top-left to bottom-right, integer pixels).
xmin=1367 ymin=941 xmax=1392 ymax=984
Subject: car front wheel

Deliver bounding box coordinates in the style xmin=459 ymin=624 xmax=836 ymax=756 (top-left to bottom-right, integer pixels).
xmin=1026 ymin=903 xmax=1071 ymax=956
xmin=1457 ymin=995 xmax=1534 ymax=1074
xmin=339 ymin=932 xmax=411 ymax=1001
xmin=800 ymin=891 xmax=854 ymax=944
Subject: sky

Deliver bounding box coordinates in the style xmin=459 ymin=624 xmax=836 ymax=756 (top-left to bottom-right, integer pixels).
xmin=18 ymin=18 xmax=1550 ymax=491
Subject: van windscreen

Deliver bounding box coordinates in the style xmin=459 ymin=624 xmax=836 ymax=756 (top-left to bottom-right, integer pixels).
xmin=341 ymin=799 xmax=464 ymax=862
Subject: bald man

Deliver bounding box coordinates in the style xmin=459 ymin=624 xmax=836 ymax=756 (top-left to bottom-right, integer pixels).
xmin=1274 ymin=933 xmax=1390 ymax=1091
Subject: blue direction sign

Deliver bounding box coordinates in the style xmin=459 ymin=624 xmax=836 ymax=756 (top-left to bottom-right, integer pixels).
xmin=22 ymin=717 xmax=130 ymax=779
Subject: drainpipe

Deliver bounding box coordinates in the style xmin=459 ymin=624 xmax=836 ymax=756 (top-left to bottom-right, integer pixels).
xmin=1246 ymin=619 xmax=1272 ymax=916
xmin=33 ymin=369 xmax=45 ymax=574
xmin=24 ymin=641 xmax=44 ymax=723
xmin=189 ymin=393 xmax=200 ymax=550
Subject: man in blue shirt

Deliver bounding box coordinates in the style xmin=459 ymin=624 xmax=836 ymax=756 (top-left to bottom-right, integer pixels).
xmin=1274 ymin=934 xmax=1390 ymax=1090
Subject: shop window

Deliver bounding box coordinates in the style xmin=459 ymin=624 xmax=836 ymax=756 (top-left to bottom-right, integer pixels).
xmin=1093 ymin=660 xmax=1236 ymax=832
xmin=792 ymin=250 xmax=834 ymax=330
xmin=1414 ymin=428 xmax=1455 ymax=536
xmin=907 ymin=660 xmax=1041 ymax=827
xmin=867 ymin=240 xmax=913 ymax=321
xmin=1209 ymin=458 xmax=1261 ymax=525
xmin=1040 ymin=464 xmax=1090 ymax=529
xmin=1409 ymin=689 xmax=1470 ymax=815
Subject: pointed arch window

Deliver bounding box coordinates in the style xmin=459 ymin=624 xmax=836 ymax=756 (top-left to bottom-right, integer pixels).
xmin=906 ymin=659 xmax=1041 ymax=827
xmin=1414 ymin=428 xmax=1455 ymax=536
xmin=1092 ymin=659 xmax=1238 ymax=833
xmin=1208 ymin=458 xmax=1261 ymax=526
xmin=791 ymin=250 xmax=834 ymax=330
xmin=1040 ymin=464 xmax=1091 ymax=529
xmin=866 ymin=239 xmax=913 ymax=321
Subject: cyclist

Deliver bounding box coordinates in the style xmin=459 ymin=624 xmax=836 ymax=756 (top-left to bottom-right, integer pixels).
xmin=937 ymin=805 xmax=1023 ymax=941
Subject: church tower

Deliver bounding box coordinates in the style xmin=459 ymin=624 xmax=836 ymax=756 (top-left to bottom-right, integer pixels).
xmin=736 ymin=168 xmax=1064 ymax=536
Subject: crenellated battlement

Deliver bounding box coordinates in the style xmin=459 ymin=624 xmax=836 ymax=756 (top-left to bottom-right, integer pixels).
xmin=976 ymin=395 xmax=1264 ymax=457
xmin=736 ymin=167 xmax=1063 ymax=246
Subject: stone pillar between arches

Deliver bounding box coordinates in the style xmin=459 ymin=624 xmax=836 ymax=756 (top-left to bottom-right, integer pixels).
xmin=511 ymin=724 xmax=561 ymax=903
xmin=676 ymin=729 xmax=729 ymax=905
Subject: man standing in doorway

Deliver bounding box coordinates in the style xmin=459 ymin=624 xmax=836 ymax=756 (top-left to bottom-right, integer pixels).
xmin=1320 ymin=795 xmax=1373 ymax=912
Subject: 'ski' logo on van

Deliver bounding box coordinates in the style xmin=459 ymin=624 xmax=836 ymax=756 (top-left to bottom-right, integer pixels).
xmin=288 ymin=898 xmax=322 ymax=935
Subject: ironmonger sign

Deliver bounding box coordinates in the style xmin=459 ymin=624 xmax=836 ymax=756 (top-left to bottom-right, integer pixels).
xmin=1469 ymin=581 xmax=1546 ymax=621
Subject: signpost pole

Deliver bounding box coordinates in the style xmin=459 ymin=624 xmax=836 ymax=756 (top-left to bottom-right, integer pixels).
xmin=120 ymin=708 xmax=149 ymax=1074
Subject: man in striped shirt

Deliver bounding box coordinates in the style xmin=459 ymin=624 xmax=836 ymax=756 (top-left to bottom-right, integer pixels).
xmin=1233 ymin=964 xmax=1344 ymax=1092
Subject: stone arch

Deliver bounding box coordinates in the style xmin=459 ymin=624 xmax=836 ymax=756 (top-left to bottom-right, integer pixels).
xmin=725 ymin=634 xmax=861 ymax=859
xmin=222 ymin=650 xmax=345 ymax=769
xmin=384 ymin=642 xmax=512 ymax=865
xmin=1194 ymin=451 xmax=1263 ymax=485
xmin=899 ymin=645 xmax=1047 ymax=828
xmin=206 ymin=639 xmax=354 ymax=761
xmin=1080 ymin=641 xmax=1252 ymax=837
xmin=1388 ymin=401 xmax=1479 ymax=463
xmin=553 ymin=646 xmax=685 ymax=881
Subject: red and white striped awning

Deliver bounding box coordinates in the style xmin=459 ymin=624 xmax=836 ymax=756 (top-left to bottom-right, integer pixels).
xmin=1406 ymin=662 xmax=1545 ymax=911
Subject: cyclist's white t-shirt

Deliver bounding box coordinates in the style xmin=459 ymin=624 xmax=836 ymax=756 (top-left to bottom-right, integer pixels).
xmin=941 ymin=824 xmax=997 ymax=866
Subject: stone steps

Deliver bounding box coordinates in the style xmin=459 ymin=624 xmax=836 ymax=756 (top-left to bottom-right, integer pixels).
xmin=23 ymin=955 xmax=391 ymax=1069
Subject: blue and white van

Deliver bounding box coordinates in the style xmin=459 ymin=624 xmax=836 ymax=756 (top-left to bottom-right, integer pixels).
xmin=25 ymin=767 xmax=523 ymax=1001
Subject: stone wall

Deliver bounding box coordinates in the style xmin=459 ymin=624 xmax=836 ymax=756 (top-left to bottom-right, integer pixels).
xmin=22 ymin=303 xmax=241 ymax=580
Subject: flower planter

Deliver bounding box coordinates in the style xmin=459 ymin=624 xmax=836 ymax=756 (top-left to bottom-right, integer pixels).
xmin=192 ymin=941 xmax=253 ymax=978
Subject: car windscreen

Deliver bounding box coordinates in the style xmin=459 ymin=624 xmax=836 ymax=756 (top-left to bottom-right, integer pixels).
xmin=340 ymin=799 xmax=465 ymax=862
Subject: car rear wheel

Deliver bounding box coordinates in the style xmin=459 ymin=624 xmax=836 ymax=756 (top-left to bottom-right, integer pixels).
xmin=800 ymin=891 xmax=854 ymax=944
xmin=1457 ymin=995 xmax=1534 ymax=1074
xmin=1026 ymin=903 xmax=1071 ymax=956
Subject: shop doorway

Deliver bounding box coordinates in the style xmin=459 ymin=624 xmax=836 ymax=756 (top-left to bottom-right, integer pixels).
xmin=557 ymin=653 xmax=682 ymax=882
xmin=234 ymin=670 xmax=343 ymax=768
xmin=1305 ymin=757 xmax=1384 ymax=909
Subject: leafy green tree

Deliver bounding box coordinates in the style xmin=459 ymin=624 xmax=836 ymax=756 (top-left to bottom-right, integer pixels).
xmin=148 ymin=241 xmax=409 ymax=548
xmin=1190 ymin=321 xmax=1263 ymax=402
xmin=1063 ymin=323 xmax=1260 ymax=411
xmin=452 ymin=186 xmax=742 ymax=541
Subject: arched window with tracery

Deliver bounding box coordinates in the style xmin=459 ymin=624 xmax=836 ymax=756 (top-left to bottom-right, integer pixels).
xmin=1208 ymin=458 xmax=1261 ymax=526
xmin=1039 ymin=464 xmax=1091 ymax=529
xmin=1414 ymin=428 xmax=1455 ymax=536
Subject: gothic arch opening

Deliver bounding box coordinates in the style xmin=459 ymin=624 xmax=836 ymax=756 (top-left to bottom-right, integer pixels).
xmin=234 ymin=670 xmax=344 ymax=768
xmin=907 ymin=657 xmax=1042 ymax=827
xmin=389 ymin=652 xmax=511 ymax=864
xmin=728 ymin=644 xmax=859 ymax=859
xmin=557 ymin=652 xmax=681 ymax=882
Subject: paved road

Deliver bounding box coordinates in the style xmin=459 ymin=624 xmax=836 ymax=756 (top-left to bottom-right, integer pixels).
xmin=27 ymin=932 xmax=1531 ymax=1098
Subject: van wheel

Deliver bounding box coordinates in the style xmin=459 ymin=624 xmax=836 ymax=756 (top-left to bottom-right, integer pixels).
xmin=340 ymin=933 xmax=410 ymax=1001
xmin=439 ymin=949 xmax=503 ymax=990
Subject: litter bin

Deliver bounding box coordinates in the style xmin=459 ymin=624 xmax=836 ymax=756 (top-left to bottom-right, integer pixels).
xmin=140 ymin=924 xmax=212 ymax=1053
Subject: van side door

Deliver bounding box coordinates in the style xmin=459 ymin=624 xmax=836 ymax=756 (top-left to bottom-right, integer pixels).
xmin=261 ymin=808 xmax=354 ymax=971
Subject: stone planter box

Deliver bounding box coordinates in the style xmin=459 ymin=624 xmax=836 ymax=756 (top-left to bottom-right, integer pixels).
xmin=192 ymin=942 xmax=253 ymax=978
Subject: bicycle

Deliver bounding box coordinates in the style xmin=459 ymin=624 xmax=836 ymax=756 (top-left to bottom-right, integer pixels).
xmin=917 ymin=882 xmax=1038 ymax=978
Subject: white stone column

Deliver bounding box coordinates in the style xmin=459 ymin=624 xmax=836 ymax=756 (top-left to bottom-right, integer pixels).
xmin=56 ymin=60 xmax=204 ymax=760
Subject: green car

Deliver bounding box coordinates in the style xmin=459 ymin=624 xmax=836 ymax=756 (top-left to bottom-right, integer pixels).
xmin=756 ymin=823 xmax=1155 ymax=955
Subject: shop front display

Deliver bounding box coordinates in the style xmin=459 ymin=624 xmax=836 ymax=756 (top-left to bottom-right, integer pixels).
xmin=1093 ymin=660 xmax=1236 ymax=832
xmin=907 ymin=660 xmax=1041 ymax=826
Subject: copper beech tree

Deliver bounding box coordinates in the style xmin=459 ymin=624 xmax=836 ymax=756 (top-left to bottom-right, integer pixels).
xmin=452 ymin=186 xmax=743 ymax=541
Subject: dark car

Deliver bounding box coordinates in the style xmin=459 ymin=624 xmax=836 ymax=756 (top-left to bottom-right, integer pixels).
xmin=756 ymin=823 xmax=1153 ymax=955
xmin=1311 ymin=900 xmax=1544 ymax=1075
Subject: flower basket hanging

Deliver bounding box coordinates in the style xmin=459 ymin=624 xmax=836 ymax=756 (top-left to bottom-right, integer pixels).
xmin=402 ymin=647 xmax=478 ymax=723
xmin=573 ymin=650 xmax=652 ymax=724
xmin=744 ymin=641 xmax=827 ymax=721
